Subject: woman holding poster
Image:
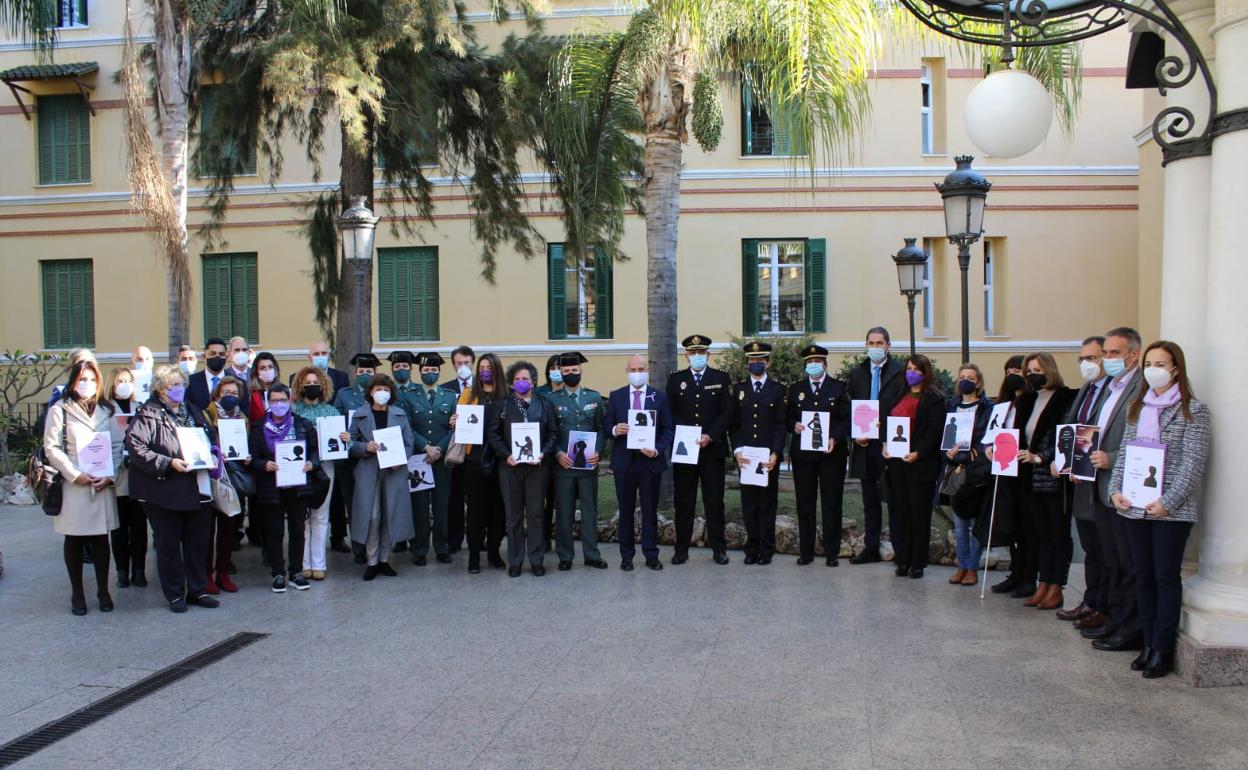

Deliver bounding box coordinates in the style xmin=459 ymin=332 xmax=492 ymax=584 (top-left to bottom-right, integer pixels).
xmin=347 ymin=374 xmax=415 ymax=581
xmin=1110 ymin=341 xmax=1210 ymax=679
xmin=941 ymin=364 xmax=995 ymax=587
xmin=105 ymin=365 xmax=148 ymax=589
xmin=881 ymin=355 xmax=946 ymax=579
xmin=43 ymin=359 xmax=124 ymax=615
xmin=203 ymin=376 xmax=248 ymax=594
xmin=455 ymin=353 xmax=507 ymax=573
xmin=293 ymin=367 xmax=340 ymax=581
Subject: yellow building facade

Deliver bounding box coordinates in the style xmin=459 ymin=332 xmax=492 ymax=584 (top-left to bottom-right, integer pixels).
xmin=0 ymin=3 xmax=1147 ymax=390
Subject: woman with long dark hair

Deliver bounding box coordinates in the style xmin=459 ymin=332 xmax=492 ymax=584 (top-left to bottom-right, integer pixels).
xmin=105 ymin=365 xmax=148 ymax=588
xmin=454 ymin=353 xmax=507 ymax=573
xmin=942 ymin=363 xmax=994 ymax=587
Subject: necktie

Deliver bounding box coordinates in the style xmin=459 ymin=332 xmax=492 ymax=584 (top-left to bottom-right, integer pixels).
xmin=754 ymin=381 xmax=762 ymax=395
xmin=694 ymin=373 xmax=701 ymax=387
xmin=428 ymin=389 xmax=435 ymax=405
xmin=870 ymin=365 xmax=880 ymax=401
xmin=211 ymin=375 xmax=219 ymax=392
xmin=1078 ymin=384 xmax=1098 ymax=423
xmin=632 ymin=389 xmax=642 ymax=410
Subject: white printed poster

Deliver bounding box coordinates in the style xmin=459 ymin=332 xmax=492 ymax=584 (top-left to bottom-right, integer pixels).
xmin=886 ymin=416 xmax=910 ymax=457
xmin=1123 ymin=440 xmax=1166 ymax=508
xmin=372 ymin=426 xmax=407 ymax=469
xmin=455 ymin=405 xmax=485 ymax=446
xmin=275 ymin=440 xmax=308 ymax=488
xmin=671 ymin=425 xmax=702 ymax=465
xmin=738 ymin=446 xmax=772 ymax=487
xmin=218 ymin=418 xmax=250 ymax=461
xmin=626 ymin=409 xmax=657 ymax=450
xmin=510 ymin=422 xmax=542 ymax=464
xmin=850 ymin=400 xmax=880 ymax=440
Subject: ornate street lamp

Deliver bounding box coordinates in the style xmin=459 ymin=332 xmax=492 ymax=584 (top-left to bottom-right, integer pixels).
xmin=892 ymin=238 xmax=928 ymax=359
xmin=936 ymin=156 xmax=991 ymax=364
xmin=337 ymin=195 xmax=379 ymax=360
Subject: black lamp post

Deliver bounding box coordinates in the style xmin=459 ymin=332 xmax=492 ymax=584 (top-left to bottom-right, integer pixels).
xmin=337 ymin=196 xmax=379 ymax=360
xmin=936 ymin=155 xmax=991 ymax=364
xmin=892 ymin=237 xmax=928 ymax=359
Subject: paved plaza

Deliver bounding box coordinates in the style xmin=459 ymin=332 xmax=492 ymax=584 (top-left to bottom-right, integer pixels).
xmin=2 ymin=503 xmax=1247 ymax=770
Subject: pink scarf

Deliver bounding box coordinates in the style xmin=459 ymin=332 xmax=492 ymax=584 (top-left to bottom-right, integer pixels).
xmin=1138 ymin=384 xmax=1181 ymax=441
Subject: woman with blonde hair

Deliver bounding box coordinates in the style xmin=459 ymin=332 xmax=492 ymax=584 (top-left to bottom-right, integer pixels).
xmin=104 ymin=365 xmax=148 ymax=588
xmin=44 ymin=358 xmax=124 ymax=614
xmin=203 ymin=375 xmax=248 ymax=594
xmin=293 ymin=365 xmax=339 ymax=579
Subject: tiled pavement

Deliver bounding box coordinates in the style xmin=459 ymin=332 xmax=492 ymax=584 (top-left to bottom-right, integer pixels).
xmin=2 ymin=503 xmax=1247 ymax=769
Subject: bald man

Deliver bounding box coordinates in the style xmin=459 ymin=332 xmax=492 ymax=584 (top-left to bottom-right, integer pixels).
xmin=605 ymin=354 xmax=674 ymax=571
xmin=307 ymin=341 xmax=350 ymax=393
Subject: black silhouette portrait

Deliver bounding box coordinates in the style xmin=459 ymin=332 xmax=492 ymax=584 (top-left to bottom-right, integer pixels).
xmin=327 ymin=437 xmax=341 ymax=453
xmin=989 ymin=414 xmax=1001 ymax=430
xmin=806 ymin=412 xmax=824 ymax=450
xmin=755 ymin=461 xmax=766 ymax=475
xmin=675 ymin=441 xmax=688 ymax=456
xmin=516 ymin=435 xmax=535 ymax=461
xmin=1144 ymin=466 xmax=1158 ymax=488
xmin=941 ymin=416 xmax=958 ymax=449
xmin=410 ymin=468 xmax=431 ymax=487
xmin=226 ymin=445 xmax=239 ymax=459
xmin=467 ymin=413 xmax=479 ymax=424
xmin=572 ymin=439 xmax=588 ymax=468
xmin=378 ymin=442 xmax=388 ymax=453
xmin=891 ymin=424 xmax=907 ymax=442
xmin=1057 ymin=425 xmax=1075 ymax=472
xmin=634 ymin=411 xmax=649 ymax=427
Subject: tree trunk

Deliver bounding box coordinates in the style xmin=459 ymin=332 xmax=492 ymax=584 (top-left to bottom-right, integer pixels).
xmin=153 ymin=0 xmax=192 ymax=362
xmin=333 ymin=119 xmax=376 ymax=370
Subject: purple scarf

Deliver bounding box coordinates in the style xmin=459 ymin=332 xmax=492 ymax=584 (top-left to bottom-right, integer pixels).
xmin=263 ymin=414 xmax=295 ymax=457
xmin=1138 ymin=384 xmax=1181 ymax=441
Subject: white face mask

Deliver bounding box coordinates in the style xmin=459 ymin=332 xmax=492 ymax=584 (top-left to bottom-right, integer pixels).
xmin=114 ymin=381 xmax=134 ymax=400
xmin=628 ymin=372 xmax=649 ymax=389
xmin=456 ymin=365 xmax=472 ymax=381
xmin=132 ymin=360 xmax=148 ymax=371
xmin=179 ymin=360 xmax=197 ymax=375
xmin=232 ymin=351 xmax=249 ymax=368
xmin=258 ymin=368 xmax=277 ymax=384
xmin=75 ymin=380 xmax=98 ymax=400
xmin=1079 ymin=360 xmax=1102 ymax=383
xmin=1143 ymin=366 xmax=1173 ymax=390
xmin=373 ymin=389 xmax=391 ymax=406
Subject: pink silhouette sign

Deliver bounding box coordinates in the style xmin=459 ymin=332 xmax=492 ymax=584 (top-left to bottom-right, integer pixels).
xmin=992 ymin=430 xmax=1020 ymax=477
xmin=851 ymin=399 xmax=880 ymax=440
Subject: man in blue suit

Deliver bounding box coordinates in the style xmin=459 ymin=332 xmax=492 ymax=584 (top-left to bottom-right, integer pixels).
xmin=605 ymin=354 xmax=675 ymax=571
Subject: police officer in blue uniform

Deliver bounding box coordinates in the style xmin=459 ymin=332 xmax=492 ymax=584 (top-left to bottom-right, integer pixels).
xmin=730 ymin=342 xmax=787 ymax=565
xmin=787 ymin=344 xmax=851 ymax=566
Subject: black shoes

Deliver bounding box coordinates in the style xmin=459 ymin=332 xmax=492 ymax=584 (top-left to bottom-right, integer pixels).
xmin=826 ymin=557 xmax=839 ymax=567
xmin=585 ymin=559 xmax=609 ymax=569
xmin=393 ymin=541 xmax=409 ymax=553
xmin=131 ymin=568 xmax=147 ymax=587
xmin=743 ymin=554 xmax=758 ymax=565
xmin=1131 ymin=646 xmax=1154 ymax=672
xmin=436 ymin=554 xmax=453 ymax=564
xmin=508 ymin=566 xmax=522 ymax=577
xmin=620 ymin=561 xmax=634 ymax=572
xmin=895 ymin=566 xmax=910 ymax=577
xmin=1080 ymin=624 xmax=1116 ymax=640
xmin=645 ymin=559 xmax=663 ymax=571
xmin=672 ymin=553 xmax=689 ymax=565
xmin=849 ymin=551 xmax=881 ymax=565
xmin=187 ymin=593 xmax=219 ymax=608
xmin=363 ymin=565 xmax=379 ymax=581
xmin=796 ymin=555 xmax=814 ymax=566
xmin=532 ymin=565 xmax=546 ymax=577
xmin=713 ymin=552 xmax=730 ymax=565
xmin=169 ymin=597 xmax=188 ymax=613
xmin=909 ymin=567 xmax=924 ymax=579
xmin=1142 ymin=650 xmax=1174 ymax=679
xmin=330 ymin=540 xmax=352 ymax=554
xmin=558 ymin=561 xmax=573 ymax=571
xmin=98 ymin=593 xmax=114 ymax=612
xmin=378 ymin=562 xmax=397 ymax=577
xmin=1009 ymin=582 xmax=1037 ymax=599
xmin=412 ymin=555 xmax=427 ymax=567
xmin=117 ymin=572 xmax=130 ymax=588
xmin=71 ymin=594 xmax=87 ymax=616
xmin=1092 ymin=633 xmax=1144 ymax=652
xmin=991 ymin=576 xmax=1019 ymax=594
xmin=469 ymin=555 xmax=482 ymax=574
xmin=756 ymin=556 xmax=772 ymax=565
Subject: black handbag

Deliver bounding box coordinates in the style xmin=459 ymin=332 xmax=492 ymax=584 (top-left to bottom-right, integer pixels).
xmin=28 ymin=404 xmax=67 ymax=516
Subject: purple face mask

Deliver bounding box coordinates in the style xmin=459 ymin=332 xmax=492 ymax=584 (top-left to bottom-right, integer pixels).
xmin=479 ymin=369 xmax=493 ymax=384
xmin=269 ymin=401 xmax=291 ymax=418
xmin=512 ymin=379 xmax=533 ymax=395
xmin=905 ymin=370 xmax=924 ymax=387
xmin=166 ymin=385 xmax=187 ymax=404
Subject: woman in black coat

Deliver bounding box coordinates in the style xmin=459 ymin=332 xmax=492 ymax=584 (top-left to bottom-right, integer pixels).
xmin=881 ymin=354 xmax=946 ymax=578
xmin=124 ymin=365 xmax=221 ymax=613
xmin=1012 ymin=352 xmax=1077 ymax=610
xmin=248 ymin=383 xmax=320 ymax=593
xmin=940 ymin=363 xmax=995 ymax=586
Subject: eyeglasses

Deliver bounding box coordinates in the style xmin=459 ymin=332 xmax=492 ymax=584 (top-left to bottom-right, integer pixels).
xmin=1077 ymin=355 xmax=1102 ymax=363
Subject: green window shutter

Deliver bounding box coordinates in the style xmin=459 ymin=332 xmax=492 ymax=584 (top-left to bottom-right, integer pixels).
xmin=594 ymin=245 xmax=613 ymax=339
xmin=41 ymin=260 xmax=94 ymax=348
xmin=200 ymin=87 xmax=255 ymax=177
xmin=547 ymin=243 xmax=567 ymax=340
xmin=741 ymin=239 xmax=759 ymax=336
xmin=377 ymin=247 xmax=437 ymax=341
xmin=377 ymin=250 xmax=399 ymax=341
xmin=805 ymin=238 xmax=827 ymax=333
xmin=202 ymin=253 xmax=258 ymax=342
xmin=420 ymin=248 xmax=439 ymax=341
xmin=38 ymin=95 xmax=90 ymax=184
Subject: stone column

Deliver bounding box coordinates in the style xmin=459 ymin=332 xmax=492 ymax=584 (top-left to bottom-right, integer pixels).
xmin=1179 ymin=0 xmax=1248 ymax=687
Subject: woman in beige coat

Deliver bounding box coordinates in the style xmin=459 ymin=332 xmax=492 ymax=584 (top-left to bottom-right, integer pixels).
xmin=43 ymin=359 xmax=125 ymax=615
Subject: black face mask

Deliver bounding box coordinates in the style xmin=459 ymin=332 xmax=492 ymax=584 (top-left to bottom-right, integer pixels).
xmin=303 ymin=384 xmax=323 ymax=401
xmin=1026 ymin=373 xmax=1048 ymax=391
xmin=206 ymin=356 xmax=226 ymax=373
xmin=562 ymin=373 xmax=582 ymax=388
xmin=1003 ymin=373 xmax=1026 ymax=393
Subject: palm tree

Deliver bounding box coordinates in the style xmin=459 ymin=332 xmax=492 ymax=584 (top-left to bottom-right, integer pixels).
xmin=542 ymin=0 xmax=1081 ymax=379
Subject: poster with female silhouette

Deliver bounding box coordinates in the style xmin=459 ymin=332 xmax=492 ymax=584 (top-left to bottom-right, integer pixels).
xmin=850 ymin=400 xmax=880 ymax=440
xmin=567 ymin=430 xmax=598 ymax=469
xmin=671 ymin=425 xmax=702 ymax=465
xmin=511 ymin=422 xmax=542 ymax=465
xmin=1123 ymin=440 xmax=1166 ymax=507
xmin=982 ymin=401 xmax=1011 ymax=445
xmin=1070 ymin=425 xmax=1101 ymax=481
xmin=407 ymin=454 xmax=435 ymax=491
xmin=940 ymin=412 xmax=975 ymax=451
xmin=738 ymin=446 xmax=771 ymax=487
xmin=626 ymin=409 xmax=657 ymax=450
xmin=372 ymin=426 xmax=407 ymax=469
xmin=316 ymin=415 xmax=348 ymax=460
xmin=218 ymin=418 xmax=250 ymax=461
xmin=455 ymin=405 xmax=485 ymax=445
xmin=886 ymin=416 xmax=910 ymax=456
xmin=1053 ymin=424 xmax=1077 ymax=475
xmin=276 ymin=440 xmax=307 ymax=488
xmin=800 ymin=411 xmax=830 ymax=452
xmin=176 ymin=427 xmax=213 ymax=470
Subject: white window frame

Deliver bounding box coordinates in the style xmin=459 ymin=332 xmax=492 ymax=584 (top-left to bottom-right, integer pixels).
xmin=758 ymin=240 xmax=806 ymax=335
xmin=920 ymin=63 xmax=934 ymax=156
xmin=52 ymin=0 xmax=88 ymax=29
xmin=921 ymin=239 xmax=935 ymax=336
xmin=983 ymin=240 xmax=996 ymax=335
xmin=566 ymin=251 xmax=596 ymax=339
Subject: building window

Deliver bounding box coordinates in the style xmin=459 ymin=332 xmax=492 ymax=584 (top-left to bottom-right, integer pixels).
xmin=741 ymin=76 xmax=802 ymax=157
xmin=52 ymin=0 xmax=88 ymax=28
xmin=37 ymin=94 xmax=91 ymax=185
xmin=41 ymin=259 xmax=94 ymax=348
xmin=921 ymin=238 xmax=936 ymax=336
xmin=377 ymin=247 xmax=439 ymax=342
xmin=920 ymin=63 xmax=934 ymax=155
xmin=547 ymin=243 xmax=613 ymax=340
xmin=920 ymin=57 xmax=946 ymax=155
xmin=741 ymin=238 xmax=826 ymax=335
xmin=984 ymin=240 xmax=996 ymax=335
xmin=197 ymin=86 xmax=257 ymax=177
xmin=202 ymin=252 xmax=259 ymax=343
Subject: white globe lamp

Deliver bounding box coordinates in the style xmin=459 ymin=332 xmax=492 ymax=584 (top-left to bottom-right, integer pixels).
xmin=964 ymin=68 xmax=1053 ymax=159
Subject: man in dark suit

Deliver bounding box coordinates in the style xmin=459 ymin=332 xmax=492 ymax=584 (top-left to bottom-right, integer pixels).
xmin=847 ymin=327 xmax=905 ymax=564
xmin=605 ymin=354 xmax=675 ymax=571
xmin=188 ymin=337 xmax=230 ymax=410
xmin=730 ymin=342 xmax=787 ymax=565
xmin=440 ymin=345 xmax=476 ymax=554
xmin=787 ymin=344 xmax=851 ymax=566
xmin=665 ymin=334 xmax=733 ymax=566
xmin=307 ymin=341 xmax=350 ymax=394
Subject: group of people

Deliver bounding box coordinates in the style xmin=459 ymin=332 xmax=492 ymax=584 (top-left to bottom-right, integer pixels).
xmin=39 ymin=327 xmax=1210 ymax=677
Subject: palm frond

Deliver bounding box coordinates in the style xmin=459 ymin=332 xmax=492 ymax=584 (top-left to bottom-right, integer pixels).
xmin=0 ymin=0 xmax=57 ymax=56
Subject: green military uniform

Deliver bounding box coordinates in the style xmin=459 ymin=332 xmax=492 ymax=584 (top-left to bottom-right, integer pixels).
xmin=545 ymin=355 xmax=605 ymax=565
xmin=402 ymin=352 xmax=458 ymax=559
